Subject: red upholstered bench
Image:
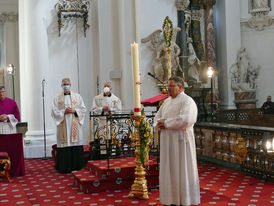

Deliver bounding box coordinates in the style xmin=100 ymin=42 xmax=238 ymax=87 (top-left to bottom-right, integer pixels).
xmin=0 ymin=152 xmax=11 ymax=182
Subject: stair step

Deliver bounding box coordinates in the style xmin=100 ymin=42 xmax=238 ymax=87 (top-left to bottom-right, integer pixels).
xmin=72 ymin=156 xmax=159 ymax=194
xmin=86 ymin=156 xmax=158 ymax=180
xmin=73 ymin=169 xmax=159 ymax=193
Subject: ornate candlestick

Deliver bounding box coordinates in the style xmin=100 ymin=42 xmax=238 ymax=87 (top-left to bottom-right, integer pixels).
xmin=128 ymin=115 xmax=149 ymax=200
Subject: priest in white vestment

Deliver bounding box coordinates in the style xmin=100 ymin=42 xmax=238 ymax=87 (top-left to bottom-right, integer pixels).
xmin=92 ymin=82 xmax=122 ymax=115
xmin=52 ymin=78 xmax=86 ymax=173
xmin=0 ymin=86 xmax=20 ymax=134
xmin=154 ymin=76 xmax=200 ymax=205
xmin=91 ymin=82 xmax=122 ymax=147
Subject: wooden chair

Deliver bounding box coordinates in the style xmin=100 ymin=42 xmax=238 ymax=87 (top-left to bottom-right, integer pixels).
xmin=0 ymin=152 xmax=11 ymax=182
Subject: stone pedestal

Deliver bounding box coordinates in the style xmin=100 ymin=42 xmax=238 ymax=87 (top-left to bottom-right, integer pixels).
xmin=234 ymin=91 xmax=257 ymax=109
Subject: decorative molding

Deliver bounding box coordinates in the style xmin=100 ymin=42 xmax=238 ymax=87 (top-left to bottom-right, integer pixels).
xmin=175 ymin=0 xmax=190 ymax=11
xmin=55 ymin=0 xmax=90 ymax=37
xmin=248 ymin=9 xmax=272 ymax=31
xmin=247 ymin=0 xmax=272 ymax=31
xmin=0 ymin=12 xmax=18 ymax=23
xmin=191 ymin=10 xmax=201 ymax=21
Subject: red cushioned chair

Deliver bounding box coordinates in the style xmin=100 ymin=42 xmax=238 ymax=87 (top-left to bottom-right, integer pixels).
xmin=0 ymin=152 xmax=11 ymax=182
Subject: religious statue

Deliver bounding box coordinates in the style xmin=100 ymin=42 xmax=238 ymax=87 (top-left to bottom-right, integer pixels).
xmin=187 ymin=37 xmax=201 ymax=86
xmin=230 ymin=48 xmax=260 ymax=92
xmin=253 ymin=0 xmax=269 ymax=10
xmin=184 ymin=12 xmax=191 ymax=39
xmin=142 ymin=27 xmax=182 ymax=83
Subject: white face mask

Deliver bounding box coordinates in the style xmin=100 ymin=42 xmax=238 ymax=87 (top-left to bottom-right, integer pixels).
xmin=103 ymin=87 xmax=110 ymax=93
xmin=63 ymin=85 xmax=71 ymax=91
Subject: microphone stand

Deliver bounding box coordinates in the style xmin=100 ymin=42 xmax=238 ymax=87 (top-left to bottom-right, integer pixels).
xmin=41 ymin=79 xmax=47 ymax=160
xmin=147 ymin=72 xmax=167 ymax=92
xmin=147 ymin=72 xmax=165 ymax=84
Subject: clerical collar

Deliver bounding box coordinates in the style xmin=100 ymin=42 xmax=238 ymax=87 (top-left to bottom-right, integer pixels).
xmin=104 ymin=93 xmax=112 ymax=97
xmin=64 ymin=93 xmax=71 ymax=95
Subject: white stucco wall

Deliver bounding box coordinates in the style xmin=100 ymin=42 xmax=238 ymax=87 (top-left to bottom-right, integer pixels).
xmin=239 ymin=0 xmax=274 ymax=107
xmin=45 ymin=0 xmax=96 ymax=145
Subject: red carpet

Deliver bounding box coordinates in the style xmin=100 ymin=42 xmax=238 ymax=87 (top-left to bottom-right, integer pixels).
xmin=0 ymin=158 xmax=273 ymax=205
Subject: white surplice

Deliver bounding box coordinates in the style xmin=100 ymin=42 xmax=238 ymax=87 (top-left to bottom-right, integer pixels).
xmin=0 ymin=114 xmax=18 ymax=134
xmin=91 ymin=93 xmax=122 ymax=115
xmin=51 ymin=93 xmax=86 ymax=147
xmin=91 ymin=93 xmax=122 ymax=145
xmin=154 ymin=92 xmax=200 ymax=206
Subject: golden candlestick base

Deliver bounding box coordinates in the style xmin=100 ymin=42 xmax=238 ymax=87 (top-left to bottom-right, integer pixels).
xmin=128 ymin=115 xmax=149 ymax=200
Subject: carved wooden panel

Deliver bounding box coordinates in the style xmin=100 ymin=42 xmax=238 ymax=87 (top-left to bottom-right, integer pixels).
xmin=0 ymin=68 xmax=4 ymax=86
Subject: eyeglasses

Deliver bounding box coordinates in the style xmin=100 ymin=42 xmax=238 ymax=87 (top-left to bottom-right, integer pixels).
xmin=167 ymin=84 xmax=178 ymax=88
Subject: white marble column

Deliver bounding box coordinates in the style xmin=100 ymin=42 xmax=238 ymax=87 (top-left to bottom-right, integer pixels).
xmin=19 ymin=0 xmax=55 ymax=158
xmin=215 ymin=0 xmax=241 ymax=109
xmin=118 ymin=0 xmax=128 ymax=109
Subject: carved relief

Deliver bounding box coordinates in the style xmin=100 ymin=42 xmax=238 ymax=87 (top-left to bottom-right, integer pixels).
xmin=230 ymin=48 xmax=260 ymax=92
xmin=234 ymin=137 xmax=248 ymax=164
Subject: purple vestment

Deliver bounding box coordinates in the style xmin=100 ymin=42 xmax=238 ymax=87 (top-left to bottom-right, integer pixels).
xmin=0 ymin=97 xmax=20 ymax=122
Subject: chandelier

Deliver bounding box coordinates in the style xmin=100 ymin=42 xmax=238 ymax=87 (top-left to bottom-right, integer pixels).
xmin=55 ymin=0 xmax=91 ymax=37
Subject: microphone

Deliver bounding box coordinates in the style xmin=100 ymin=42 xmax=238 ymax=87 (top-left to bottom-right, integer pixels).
xmin=42 ymin=79 xmax=46 ymax=98
xmin=147 ymin=72 xmax=165 ymax=84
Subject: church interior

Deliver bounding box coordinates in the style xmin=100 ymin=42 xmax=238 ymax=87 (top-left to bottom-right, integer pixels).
xmin=0 ymin=0 xmax=274 ymax=205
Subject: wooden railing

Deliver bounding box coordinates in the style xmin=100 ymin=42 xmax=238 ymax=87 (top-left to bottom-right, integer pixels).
xmin=194 ymin=122 xmax=274 ymax=181
xmin=215 ymin=108 xmax=274 ymax=127
xmin=89 ymin=112 xmax=274 ymax=181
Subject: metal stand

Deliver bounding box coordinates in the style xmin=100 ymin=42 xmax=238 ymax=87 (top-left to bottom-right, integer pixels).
xmin=41 ymin=79 xmax=48 ymax=160
xmin=210 ymin=77 xmax=214 ymax=122
xmin=11 ymin=75 xmax=15 ymax=100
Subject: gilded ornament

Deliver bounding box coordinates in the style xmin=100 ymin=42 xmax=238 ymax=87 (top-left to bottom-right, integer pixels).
xmin=234 ymin=137 xmax=248 ymax=163
xmin=128 ymin=115 xmax=150 ymax=200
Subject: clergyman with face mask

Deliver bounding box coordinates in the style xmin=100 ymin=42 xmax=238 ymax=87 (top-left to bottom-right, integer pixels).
xmin=91 ymin=82 xmax=122 ymax=154
xmin=92 ymin=82 xmax=122 ymax=115
xmin=51 ymin=78 xmax=87 ymax=174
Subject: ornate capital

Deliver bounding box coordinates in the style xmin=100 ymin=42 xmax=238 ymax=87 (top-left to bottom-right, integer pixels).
xmin=175 ymin=0 xmax=190 ymax=11
xmin=191 ymin=10 xmax=201 ymax=21
xmin=0 ymin=12 xmax=18 ymax=23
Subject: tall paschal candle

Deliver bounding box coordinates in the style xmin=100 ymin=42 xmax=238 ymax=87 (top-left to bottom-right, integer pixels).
xmin=131 ymin=42 xmax=141 ymax=116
